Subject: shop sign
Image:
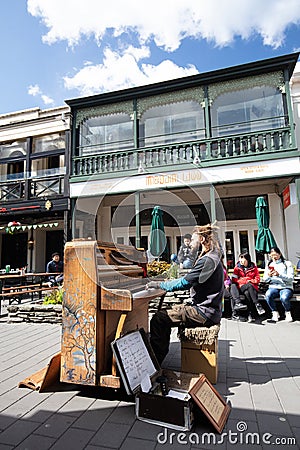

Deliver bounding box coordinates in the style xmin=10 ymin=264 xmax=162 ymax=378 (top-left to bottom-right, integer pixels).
xmin=283 ymin=185 xmax=291 ymax=209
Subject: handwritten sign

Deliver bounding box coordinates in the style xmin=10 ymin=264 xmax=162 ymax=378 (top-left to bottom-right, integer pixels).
xmin=114 ymin=330 xmax=157 ymax=393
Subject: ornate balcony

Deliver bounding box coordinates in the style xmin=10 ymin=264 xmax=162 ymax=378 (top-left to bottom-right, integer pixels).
xmin=72 ymin=125 xmax=297 ymax=180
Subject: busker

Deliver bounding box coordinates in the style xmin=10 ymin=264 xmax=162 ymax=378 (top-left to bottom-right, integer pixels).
xmin=146 ymin=224 xmax=224 ymax=365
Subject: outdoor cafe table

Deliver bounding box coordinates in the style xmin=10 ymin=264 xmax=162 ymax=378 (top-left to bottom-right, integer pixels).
xmin=0 ymin=272 xmax=61 ymax=304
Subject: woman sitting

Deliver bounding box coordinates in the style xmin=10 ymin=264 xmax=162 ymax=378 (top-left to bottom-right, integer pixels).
xmin=263 ymin=247 xmax=294 ymax=322
xmin=231 ymin=252 xmax=265 ymax=322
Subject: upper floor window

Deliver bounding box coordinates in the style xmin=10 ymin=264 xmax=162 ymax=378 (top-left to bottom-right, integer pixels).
xmin=31 ymin=155 xmax=66 ymax=178
xmin=0 ymin=140 xmax=27 ymax=159
xmin=139 ymin=101 xmax=205 ymax=147
xmin=0 ymin=161 xmax=26 ymax=181
xmin=79 ymin=113 xmax=133 ymax=155
xmin=32 ymin=132 xmax=65 ymax=154
xmin=210 ymin=85 xmax=286 ymax=137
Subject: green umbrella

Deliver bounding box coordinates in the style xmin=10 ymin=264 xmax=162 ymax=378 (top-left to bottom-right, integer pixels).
xmin=149 ymin=206 xmax=167 ymax=258
xmin=255 ymin=196 xmax=277 ymax=253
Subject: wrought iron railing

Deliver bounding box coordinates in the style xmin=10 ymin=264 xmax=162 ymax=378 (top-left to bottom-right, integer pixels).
xmin=72 ymin=126 xmax=295 ymax=178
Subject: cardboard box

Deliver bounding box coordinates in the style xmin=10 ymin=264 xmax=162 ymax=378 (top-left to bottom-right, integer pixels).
xmin=111 ymin=328 xmax=198 ymax=431
xmin=181 ymin=340 xmax=218 ymax=384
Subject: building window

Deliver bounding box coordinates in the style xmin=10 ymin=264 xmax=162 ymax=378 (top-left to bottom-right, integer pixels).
xmin=79 ymin=113 xmax=133 ymax=155
xmin=0 ymin=140 xmax=27 ymax=159
xmin=139 ymin=101 xmax=205 ymax=147
xmin=31 ymin=155 xmax=65 ymax=177
xmin=210 ymin=86 xmax=286 ymax=137
xmin=32 ymin=132 xmax=65 ymax=153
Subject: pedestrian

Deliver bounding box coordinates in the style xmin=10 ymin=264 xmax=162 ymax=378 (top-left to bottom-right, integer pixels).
xmin=146 ymin=224 xmax=224 ymax=365
xmin=46 ymin=252 xmax=64 ymax=286
xmin=263 ymin=247 xmax=294 ymax=322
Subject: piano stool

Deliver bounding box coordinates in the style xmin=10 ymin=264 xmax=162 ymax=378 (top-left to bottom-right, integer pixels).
xmin=179 ymin=324 xmax=220 ymax=384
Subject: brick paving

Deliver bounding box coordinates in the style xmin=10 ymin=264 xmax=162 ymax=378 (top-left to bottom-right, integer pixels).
xmin=0 ymin=317 xmax=300 ymax=449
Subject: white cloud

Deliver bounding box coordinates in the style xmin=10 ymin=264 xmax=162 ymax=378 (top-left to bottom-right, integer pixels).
xmin=63 ymin=47 xmax=198 ymax=96
xmin=28 ymin=83 xmax=54 ymax=106
xmin=28 ymin=0 xmax=300 ymax=49
xmin=27 ymin=0 xmax=300 ymax=97
xmin=28 ymin=84 xmax=41 ymax=96
xmin=41 ymin=94 xmax=55 ymax=105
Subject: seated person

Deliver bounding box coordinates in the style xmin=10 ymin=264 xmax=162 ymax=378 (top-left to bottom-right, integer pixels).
xmin=231 ymin=252 xmax=265 ymax=322
xmin=176 ymin=233 xmax=198 ymax=269
xmin=221 ymin=257 xmax=247 ymax=321
xmin=147 ymin=224 xmax=224 ymax=365
xmin=263 ymin=247 xmax=294 ymax=322
xmin=46 ymin=252 xmax=64 ymax=286
xmin=296 ymin=254 xmax=300 ymax=274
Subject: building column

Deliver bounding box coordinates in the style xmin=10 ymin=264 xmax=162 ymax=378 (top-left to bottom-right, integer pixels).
xmin=135 ymin=191 xmax=141 ymax=248
xmin=210 ymin=185 xmax=216 ymax=223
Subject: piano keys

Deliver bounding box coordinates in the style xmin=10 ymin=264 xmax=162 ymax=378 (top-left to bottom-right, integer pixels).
xmin=60 ymin=239 xmax=165 ymax=388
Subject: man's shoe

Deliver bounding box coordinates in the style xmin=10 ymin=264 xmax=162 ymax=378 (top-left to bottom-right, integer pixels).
xmin=248 ymin=314 xmax=255 ymax=323
xmin=285 ymin=311 xmax=293 ymax=323
xmin=271 ymin=311 xmax=280 ymax=322
xmin=256 ymin=303 xmax=265 ymax=315
xmin=234 ymin=302 xmax=247 ymax=311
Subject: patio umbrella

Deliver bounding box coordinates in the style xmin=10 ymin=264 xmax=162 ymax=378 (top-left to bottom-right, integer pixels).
xmin=149 ymin=206 xmax=167 ymax=258
xmin=255 ymin=196 xmax=277 ymax=253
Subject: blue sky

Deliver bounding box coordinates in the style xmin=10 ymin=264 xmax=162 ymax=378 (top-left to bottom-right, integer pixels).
xmin=0 ymin=0 xmax=300 ymax=115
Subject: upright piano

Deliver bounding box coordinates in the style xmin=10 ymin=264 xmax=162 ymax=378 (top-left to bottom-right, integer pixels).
xmin=60 ymin=239 xmax=165 ymax=388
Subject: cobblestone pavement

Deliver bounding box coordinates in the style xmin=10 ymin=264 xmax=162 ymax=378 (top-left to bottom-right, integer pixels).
xmin=0 ymin=316 xmax=300 ymax=449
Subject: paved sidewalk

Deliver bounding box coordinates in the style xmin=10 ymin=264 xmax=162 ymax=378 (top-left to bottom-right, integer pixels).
xmin=0 ymin=318 xmax=300 ymax=449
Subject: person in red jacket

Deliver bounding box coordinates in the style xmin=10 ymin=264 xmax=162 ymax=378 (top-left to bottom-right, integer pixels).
xmin=232 ymin=252 xmax=265 ymax=322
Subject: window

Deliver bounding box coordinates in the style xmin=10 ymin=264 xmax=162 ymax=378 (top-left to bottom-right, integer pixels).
xmin=210 ymin=85 xmax=286 ymax=137
xmin=0 ymin=140 xmax=27 ymax=159
xmin=32 ymin=132 xmax=65 ymax=153
xmin=139 ymin=101 xmax=205 ymax=147
xmin=79 ymin=113 xmax=133 ymax=155
xmin=31 ymin=155 xmax=65 ymax=177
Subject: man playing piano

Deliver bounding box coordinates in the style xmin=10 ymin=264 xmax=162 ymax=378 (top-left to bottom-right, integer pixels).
xmin=147 ymin=224 xmax=224 ymax=365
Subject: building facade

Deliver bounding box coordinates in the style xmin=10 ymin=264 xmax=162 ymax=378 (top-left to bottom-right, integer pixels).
xmin=1 ymin=53 xmax=299 ymax=273
xmin=66 ymin=52 xmax=300 ymax=268
xmin=0 ymin=106 xmax=71 ymax=272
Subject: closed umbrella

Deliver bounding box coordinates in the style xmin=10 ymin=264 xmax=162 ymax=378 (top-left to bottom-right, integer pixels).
xmin=255 ymin=196 xmax=277 ymax=253
xmin=149 ymin=206 xmax=167 ymax=258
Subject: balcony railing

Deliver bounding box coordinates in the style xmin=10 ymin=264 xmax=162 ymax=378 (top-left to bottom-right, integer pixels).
xmin=0 ymin=181 xmax=25 ymax=202
xmin=0 ymin=175 xmax=65 ymax=202
xmin=72 ymin=126 xmax=295 ymax=179
xmin=30 ymin=176 xmax=64 ymax=198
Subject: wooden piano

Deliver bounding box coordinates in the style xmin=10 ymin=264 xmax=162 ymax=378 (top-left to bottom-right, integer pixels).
xmin=60 ymin=239 xmax=165 ymax=389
